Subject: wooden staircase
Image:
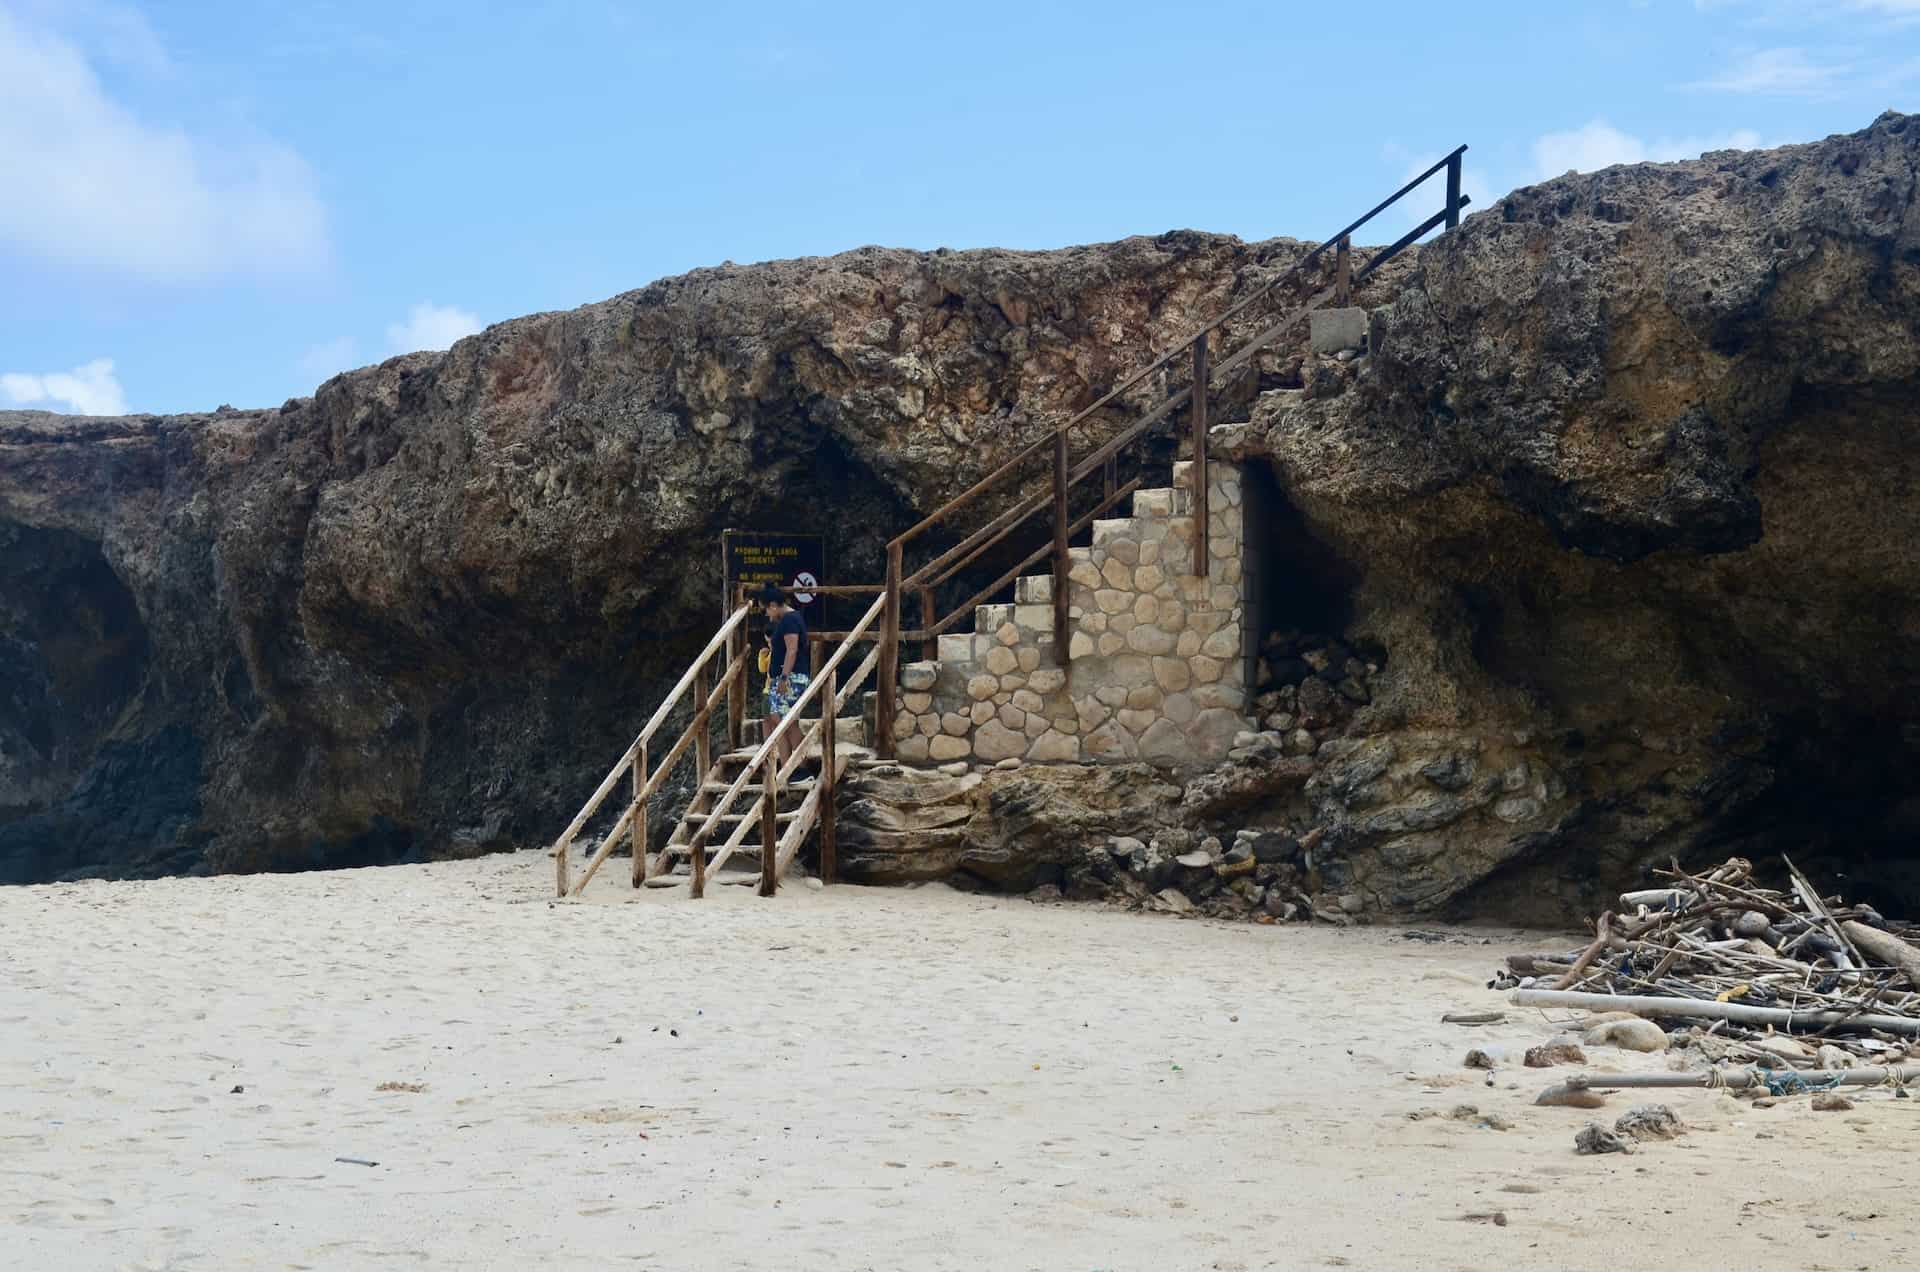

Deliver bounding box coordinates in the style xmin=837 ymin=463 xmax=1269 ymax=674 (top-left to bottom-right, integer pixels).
xmin=647 ymin=722 xmax=874 ymax=889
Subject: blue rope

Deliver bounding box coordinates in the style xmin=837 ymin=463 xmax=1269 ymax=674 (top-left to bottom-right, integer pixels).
xmin=1762 ymin=1069 xmax=1845 ymax=1097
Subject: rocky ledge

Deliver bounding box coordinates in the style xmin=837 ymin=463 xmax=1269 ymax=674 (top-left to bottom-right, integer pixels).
xmin=5 ymin=114 xmax=1919 ymax=923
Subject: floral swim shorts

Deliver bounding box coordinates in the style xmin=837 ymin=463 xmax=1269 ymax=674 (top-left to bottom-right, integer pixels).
xmin=766 ymin=672 xmax=810 ymax=717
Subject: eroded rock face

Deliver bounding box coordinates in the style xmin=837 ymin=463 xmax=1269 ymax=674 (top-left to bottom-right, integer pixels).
xmin=1 ymin=233 xmax=1358 ymax=882
xmin=1218 ymin=111 xmax=1920 ymax=920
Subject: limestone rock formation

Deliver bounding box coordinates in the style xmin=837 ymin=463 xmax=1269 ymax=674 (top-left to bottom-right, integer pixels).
xmin=0 ymin=232 xmax=1350 ymax=882
xmin=6 ymin=113 xmax=1919 ymax=923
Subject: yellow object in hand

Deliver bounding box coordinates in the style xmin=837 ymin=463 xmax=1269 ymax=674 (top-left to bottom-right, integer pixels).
xmin=757 ymin=647 xmax=771 ymax=675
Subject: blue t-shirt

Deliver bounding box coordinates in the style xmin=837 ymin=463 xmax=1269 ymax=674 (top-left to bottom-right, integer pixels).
xmin=768 ymin=610 xmax=809 ymax=676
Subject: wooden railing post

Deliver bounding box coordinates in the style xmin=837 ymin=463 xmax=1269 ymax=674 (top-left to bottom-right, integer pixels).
xmin=629 ymin=745 xmax=647 ymax=887
xmin=1446 ymin=154 xmax=1463 ymax=229
xmin=1192 ymin=333 xmax=1210 ymax=578
xmin=819 ymin=667 xmax=838 ymax=885
xmin=758 ymin=754 xmax=780 ymax=896
xmin=555 ymin=836 xmax=569 ymax=897
xmin=1335 ymin=235 xmax=1351 ymax=306
xmin=1051 ymin=429 xmax=1070 ymax=666
xmin=878 ymin=542 xmax=902 ymax=760
xmin=726 ymin=596 xmax=745 ymax=750
xmin=919 ymin=587 xmax=936 ymax=663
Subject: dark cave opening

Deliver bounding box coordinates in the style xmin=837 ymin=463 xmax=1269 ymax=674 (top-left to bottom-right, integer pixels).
xmin=1242 ymin=463 xmax=1364 ymax=663
xmin=1685 ymin=714 xmax=1920 ymax=918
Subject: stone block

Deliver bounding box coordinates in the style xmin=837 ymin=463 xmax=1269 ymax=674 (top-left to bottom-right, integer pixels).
xmin=897 ymin=734 xmax=931 ymax=763
xmin=1163 ymin=691 xmax=1197 ymax=725
xmin=983 ymin=645 xmax=1019 ymax=675
xmin=966 ymin=674 xmax=998 ymax=701
xmin=1024 ymin=713 xmax=1049 ymax=737
xmin=1201 ymin=628 xmax=1239 ymax=659
xmin=1158 ymin=599 xmax=1186 ymax=633
xmin=1028 ymin=667 xmax=1067 ymax=695
xmin=1218 ymin=559 xmax=1242 ymax=586
xmin=1133 ymin=563 xmax=1165 ymax=593
xmin=1110 ymin=613 xmax=1136 ymax=636
xmin=904 ymin=692 xmax=933 ymax=713
xmin=901 ymin=662 xmax=938 ymax=692
xmin=1152 ymin=657 xmax=1191 ymax=693
xmin=1098 ymin=633 xmax=1127 ymax=656
xmin=1069 ymin=559 xmax=1102 ymax=588
xmin=1015 ymin=575 xmax=1052 ymax=604
xmin=1050 ymin=715 xmax=1078 ymax=735
xmin=1117 ymin=707 xmax=1157 ymax=735
xmin=1083 ymin=720 xmax=1139 ymax=760
xmin=1133 ymin=488 xmax=1174 ymax=519
xmin=1126 ymin=685 xmax=1162 ymax=711
xmin=1209 ymin=584 xmax=1238 ymax=611
xmin=1095 ymin=685 xmax=1128 ymax=708
xmin=1083 ymin=612 xmax=1108 ymax=634
xmin=1137 ymin=718 xmax=1192 ymax=767
xmin=1176 ymin=630 xmax=1202 ymax=657
xmin=1186 ymin=708 xmax=1246 ymax=762
xmin=1069 ymin=632 xmax=1094 ymax=659
xmin=1138 ymin=539 xmax=1160 ymax=567
xmin=973 ymin=719 xmax=1027 ymax=762
xmin=1133 ymin=594 xmax=1159 ymax=625
xmin=1309 ymin=306 xmax=1369 ymax=355
xmin=976 ymin=604 xmax=1013 ymax=634
xmin=1095 ymin=588 xmax=1130 ymax=615
xmin=970 ymin=700 xmax=996 ymax=726
xmin=893 ymin=711 xmax=917 ymax=741
xmin=1127 ymin=625 xmax=1176 ymax=655
xmin=1075 ymin=696 xmax=1111 ymax=731
xmin=1104 ymin=537 xmax=1139 ymax=566
xmin=998 ymin=672 xmax=1026 ymax=693
xmin=998 ymin=704 xmax=1027 ymax=730
xmin=1190 ymin=654 xmax=1223 ymax=683
xmin=1101 ymin=558 xmax=1133 ymax=590
xmin=1190 ymin=683 xmax=1246 ymax=711
xmin=1091 ymin=518 xmax=1132 ymax=547
xmin=1028 ymin=729 xmax=1079 ymax=763
xmin=916 ymin=714 xmax=940 ymax=737
xmin=1017 ymin=645 xmax=1041 ymax=672
xmin=929 ymin=734 xmax=972 ymax=761
xmin=1010 ymin=689 xmax=1044 ymax=714
xmin=941 ymin=712 xmax=971 ymax=737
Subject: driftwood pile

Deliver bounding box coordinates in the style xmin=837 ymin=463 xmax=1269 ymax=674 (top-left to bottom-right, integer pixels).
xmin=1495 ymin=856 xmax=1920 ymax=1070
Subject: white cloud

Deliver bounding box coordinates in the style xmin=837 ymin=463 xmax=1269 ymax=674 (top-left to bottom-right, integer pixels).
xmin=0 ymin=8 xmax=330 ymax=283
xmin=1 ymin=359 xmax=130 ymax=415
xmin=298 ymin=336 xmax=359 ymax=382
xmin=1532 ymin=120 xmax=1766 ymax=178
xmin=1687 ymin=47 xmax=1849 ymax=95
xmin=386 ymin=303 xmax=482 ymax=354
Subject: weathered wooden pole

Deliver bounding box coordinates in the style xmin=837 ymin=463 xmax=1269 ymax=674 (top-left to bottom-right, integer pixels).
xmin=1051 ymin=429 xmax=1070 ymax=666
xmin=878 ymin=542 xmax=902 ymax=759
xmin=1191 ymin=333 xmax=1210 ymax=578
xmin=819 ymin=667 xmax=838 ymax=885
xmin=629 ymin=744 xmax=648 ymax=887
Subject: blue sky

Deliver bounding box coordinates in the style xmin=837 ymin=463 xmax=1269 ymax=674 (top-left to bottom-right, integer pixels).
xmin=2 ymin=0 xmax=1916 ymax=416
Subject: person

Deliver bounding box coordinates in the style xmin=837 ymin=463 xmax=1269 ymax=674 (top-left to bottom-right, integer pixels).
xmin=758 ymin=581 xmax=811 ymax=779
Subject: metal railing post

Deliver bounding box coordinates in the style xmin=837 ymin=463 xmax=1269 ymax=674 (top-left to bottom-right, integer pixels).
xmin=1335 ymin=235 xmax=1352 ymax=306
xmin=1192 ymin=333 xmax=1210 ymax=578
xmin=1052 ymin=429 xmax=1070 ymax=666
xmin=1446 ymin=154 xmax=1463 ymax=229
xmin=878 ymin=542 xmax=902 ymax=759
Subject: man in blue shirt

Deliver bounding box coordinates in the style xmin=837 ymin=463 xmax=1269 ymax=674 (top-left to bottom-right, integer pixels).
xmin=758 ymin=582 xmax=811 ymax=777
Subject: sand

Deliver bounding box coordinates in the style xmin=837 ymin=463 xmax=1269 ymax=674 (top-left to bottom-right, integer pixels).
xmin=4 ymin=854 xmax=1915 ymax=1271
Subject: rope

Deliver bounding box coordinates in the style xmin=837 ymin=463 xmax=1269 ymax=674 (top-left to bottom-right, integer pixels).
xmin=1761 ymin=1069 xmax=1845 ymax=1098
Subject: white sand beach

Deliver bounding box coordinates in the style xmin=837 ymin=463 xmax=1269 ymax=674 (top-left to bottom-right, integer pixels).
xmin=4 ymin=854 xmax=1915 ymax=1271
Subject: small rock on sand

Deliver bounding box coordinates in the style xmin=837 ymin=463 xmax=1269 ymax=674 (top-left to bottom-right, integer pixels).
xmin=1811 ymin=1092 xmax=1855 ymax=1111
xmin=1574 ymin=1123 xmax=1635 ymax=1155
xmin=1614 ymin=1104 xmax=1684 ymax=1141
xmin=1536 ymin=1085 xmax=1608 ymax=1109
xmin=1525 ymin=1042 xmax=1588 ymax=1068
xmin=1583 ymin=1018 xmax=1667 ymax=1053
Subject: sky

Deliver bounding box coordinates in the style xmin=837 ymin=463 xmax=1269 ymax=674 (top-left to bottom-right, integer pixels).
xmin=1 ymin=0 xmax=1917 ymax=416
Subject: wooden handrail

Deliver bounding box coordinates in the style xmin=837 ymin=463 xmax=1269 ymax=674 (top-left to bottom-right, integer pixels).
xmin=682 ymin=592 xmax=887 ymax=879
xmin=554 ymin=603 xmax=751 ymax=894
xmin=887 ymin=145 xmax=1469 ymax=555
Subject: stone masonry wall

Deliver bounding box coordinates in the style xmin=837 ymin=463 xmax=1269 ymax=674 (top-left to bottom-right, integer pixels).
xmin=891 ymin=462 xmax=1251 ymax=769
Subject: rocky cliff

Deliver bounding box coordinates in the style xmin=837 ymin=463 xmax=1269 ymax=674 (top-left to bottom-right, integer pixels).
xmin=0 ymin=230 xmax=1354 ymax=882
xmin=5 ymin=113 xmax=1917 ymax=921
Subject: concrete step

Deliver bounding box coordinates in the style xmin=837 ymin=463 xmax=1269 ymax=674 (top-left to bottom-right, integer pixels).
xmin=1131 ymin=487 xmax=1176 ymax=519
xmin=938 ymin=633 xmax=979 ymax=663
xmin=975 ymin=603 xmax=1013 ymax=635
xmin=1014 ymin=575 xmax=1051 ymax=605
